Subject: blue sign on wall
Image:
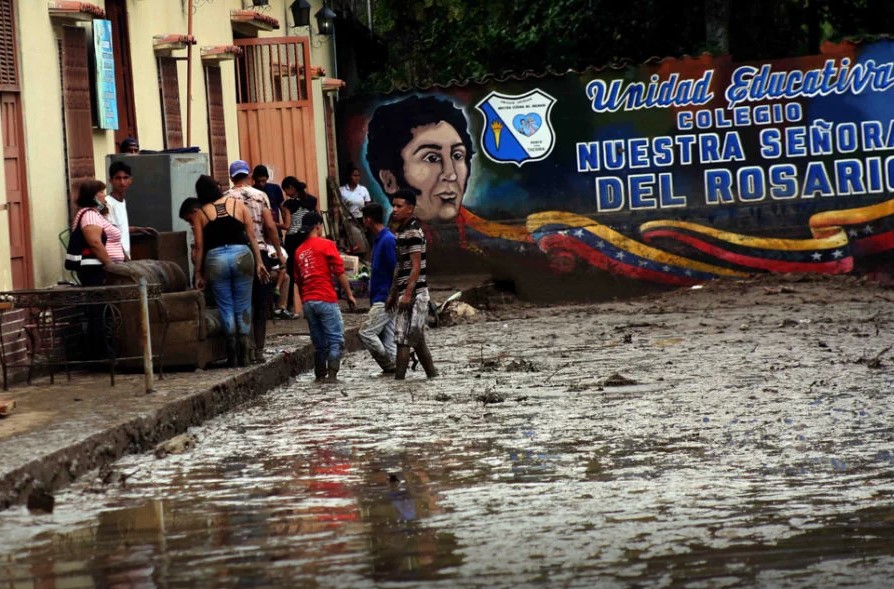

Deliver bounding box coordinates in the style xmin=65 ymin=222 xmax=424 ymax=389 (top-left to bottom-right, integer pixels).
xmin=92 ymin=19 xmax=118 ymax=130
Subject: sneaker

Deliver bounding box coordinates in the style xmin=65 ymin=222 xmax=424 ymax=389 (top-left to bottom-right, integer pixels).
xmin=273 ymin=308 xmax=298 ymax=320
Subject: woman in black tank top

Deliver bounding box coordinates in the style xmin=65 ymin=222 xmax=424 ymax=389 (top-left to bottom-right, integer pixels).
xmin=191 ymin=175 xmax=269 ymax=366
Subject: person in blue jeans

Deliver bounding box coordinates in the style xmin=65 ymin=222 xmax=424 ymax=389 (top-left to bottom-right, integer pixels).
xmin=191 ymin=175 xmax=269 ymax=367
xmin=293 ymin=213 xmax=357 ymax=381
xmin=359 ymin=203 xmax=397 ymax=373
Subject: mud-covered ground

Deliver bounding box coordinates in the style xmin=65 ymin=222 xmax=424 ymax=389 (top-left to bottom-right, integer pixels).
xmin=2 ymin=274 xmax=894 ymax=588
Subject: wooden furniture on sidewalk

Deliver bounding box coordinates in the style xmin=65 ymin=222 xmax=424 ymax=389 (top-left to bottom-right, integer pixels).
xmin=0 ymin=283 xmax=167 ymax=393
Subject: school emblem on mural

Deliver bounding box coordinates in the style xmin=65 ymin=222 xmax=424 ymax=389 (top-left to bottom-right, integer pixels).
xmin=476 ymin=89 xmax=557 ymax=166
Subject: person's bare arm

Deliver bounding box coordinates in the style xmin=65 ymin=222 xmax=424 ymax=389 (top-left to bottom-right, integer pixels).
xmin=336 ymin=273 xmax=357 ymax=309
xmin=191 ymin=212 xmax=207 ymax=289
xmin=261 ymin=207 xmax=286 ymax=267
xmin=239 ymin=201 xmax=270 ymax=283
xmin=280 ymin=206 xmax=291 ymax=233
xmin=398 ymin=251 xmax=421 ymax=310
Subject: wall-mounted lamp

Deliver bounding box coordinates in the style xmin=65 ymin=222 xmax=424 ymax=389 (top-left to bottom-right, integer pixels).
xmin=315 ymin=5 xmax=336 ymax=36
xmin=289 ymin=0 xmax=310 ymax=27
xmin=290 ymin=1 xmax=335 ymax=36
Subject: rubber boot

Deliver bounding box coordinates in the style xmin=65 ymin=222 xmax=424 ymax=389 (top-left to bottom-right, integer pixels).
xmin=371 ymin=350 xmax=397 ymax=373
xmin=326 ymin=357 xmax=341 ymax=383
xmin=415 ymin=340 xmax=438 ymax=378
xmin=225 ymin=336 xmax=238 ymax=368
xmin=313 ymin=355 xmax=327 ymax=381
xmin=237 ymin=335 xmax=252 ymax=368
xmin=394 ymin=346 xmax=411 ymax=380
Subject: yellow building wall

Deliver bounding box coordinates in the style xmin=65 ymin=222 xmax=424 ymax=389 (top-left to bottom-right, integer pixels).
xmin=17 ymin=2 xmax=71 ymax=288
xmin=12 ymin=0 xmax=337 ymax=288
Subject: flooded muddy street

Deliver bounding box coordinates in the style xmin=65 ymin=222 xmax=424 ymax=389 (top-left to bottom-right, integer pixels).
xmin=3 ymin=276 xmax=894 ymax=588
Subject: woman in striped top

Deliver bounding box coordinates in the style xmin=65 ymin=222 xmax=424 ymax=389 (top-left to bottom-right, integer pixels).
xmin=72 ymin=179 xmax=126 ymax=287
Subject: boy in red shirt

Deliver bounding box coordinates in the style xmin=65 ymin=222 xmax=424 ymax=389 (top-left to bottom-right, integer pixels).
xmin=293 ymin=213 xmax=357 ymax=381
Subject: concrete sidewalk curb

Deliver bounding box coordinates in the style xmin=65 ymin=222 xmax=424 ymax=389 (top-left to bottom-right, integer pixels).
xmin=0 ymin=327 xmax=364 ymax=510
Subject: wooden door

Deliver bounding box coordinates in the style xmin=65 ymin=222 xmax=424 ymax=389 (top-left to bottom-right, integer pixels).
xmin=158 ymin=57 xmax=183 ymax=148
xmin=1 ymin=0 xmax=32 ymax=289
xmin=204 ymin=65 xmax=228 ymax=184
xmin=2 ymin=93 xmax=32 ymax=289
xmin=233 ymin=37 xmax=318 ymax=189
xmin=61 ymin=25 xmax=95 ymax=197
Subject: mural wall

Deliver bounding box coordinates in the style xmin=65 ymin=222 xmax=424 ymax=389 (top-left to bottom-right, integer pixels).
xmin=340 ymin=40 xmax=894 ymax=294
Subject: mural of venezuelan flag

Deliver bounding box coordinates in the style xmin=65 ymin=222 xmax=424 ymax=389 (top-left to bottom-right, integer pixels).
xmin=809 ymin=197 xmax=894 ymax=258
xmin=527 ymin=212 xmax=747 ymax=286
xmin=638 ymin=220 xmax=854 ymax=274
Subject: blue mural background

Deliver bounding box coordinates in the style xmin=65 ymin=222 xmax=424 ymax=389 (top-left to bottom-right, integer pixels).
xmin=340 ymin=40 xmax=894 ymax=289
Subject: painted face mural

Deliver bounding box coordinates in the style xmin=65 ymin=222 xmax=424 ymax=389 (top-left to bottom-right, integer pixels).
xmin=399 ymin=121 xmax=469 ymax=222
xmin=365 ymin=95 xmax=474 ymax=224
xmin=345 ymin=40 xmax=894 ymax=292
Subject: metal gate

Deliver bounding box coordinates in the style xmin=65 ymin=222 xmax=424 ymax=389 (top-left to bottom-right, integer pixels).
xmin=233 ymin=37 xmax=318 ymax=191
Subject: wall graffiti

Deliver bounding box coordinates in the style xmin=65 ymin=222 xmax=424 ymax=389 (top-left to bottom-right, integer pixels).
xmin=339 ymin=40 xmax=894 ymax=292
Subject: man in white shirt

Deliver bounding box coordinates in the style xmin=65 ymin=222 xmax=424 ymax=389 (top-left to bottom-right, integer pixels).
xmin=107 ymin=161 xmax=157 ymax=259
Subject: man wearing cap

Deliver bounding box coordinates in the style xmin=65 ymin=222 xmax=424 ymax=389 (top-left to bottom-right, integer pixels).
xmin=119 ymin=137 xmax=140 ymax=154
xmin=226 ymin=159 xmax=286 ymax=362
xmin=293 ymin=212 xmax=357 ymax=381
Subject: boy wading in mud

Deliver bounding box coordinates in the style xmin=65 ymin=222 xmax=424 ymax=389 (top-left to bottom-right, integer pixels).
xmin=387 ymin=190 xmax=438 ymax=379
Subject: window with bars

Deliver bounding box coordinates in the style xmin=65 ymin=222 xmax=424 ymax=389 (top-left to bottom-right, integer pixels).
xmin=235 ymin=39 xmax=310 ymax=105
xmin=157 ymin=57 xmax=183 ymax=149
xmin=0 ymin=0 xmax=19 ymax=91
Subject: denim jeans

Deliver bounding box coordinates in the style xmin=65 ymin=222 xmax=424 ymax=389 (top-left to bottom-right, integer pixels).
xmin=359 ymin=302 xmax=395 ymax=368
xmin=303 ymin=300 xmax=345 ymax=368
xmin=205 ymin=244 xmax=254 ymax=336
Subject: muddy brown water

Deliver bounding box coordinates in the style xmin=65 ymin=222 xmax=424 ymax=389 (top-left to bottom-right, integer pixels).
xmin=2 ymin=284 xmax=894 ymax=588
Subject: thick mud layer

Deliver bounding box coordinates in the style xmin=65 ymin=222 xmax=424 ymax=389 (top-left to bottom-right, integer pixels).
xmin=2 ymin=275 xmax=894 ymax=587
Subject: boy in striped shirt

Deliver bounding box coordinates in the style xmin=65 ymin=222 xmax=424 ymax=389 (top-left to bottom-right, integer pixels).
xmin=387 ymin=190 xmax=437 ymax=379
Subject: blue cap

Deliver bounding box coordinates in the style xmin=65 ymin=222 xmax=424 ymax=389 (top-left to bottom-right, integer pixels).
xmin=229 ymin=160 xmax=250 ymax=178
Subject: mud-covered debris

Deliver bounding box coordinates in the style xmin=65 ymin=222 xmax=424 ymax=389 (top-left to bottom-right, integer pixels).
xmin=504 ymin=359 xmax=541 ymax=372
xmin=470 ymin=350 xmax=506 ymax=371
xmin=779 ymin=318 xmax=798 ymax=328
xmin=601 ymin=373 xmax=639 ymax=387
xmin=567 ymin=382 xmax=592 ymax=392
xmin=764 ymin=286 xmax=796 ymax=295
xmin=155 ymin=433 xmax=197 ymax=458
xmin=434 ymin=392 xmax=451 ymax=402
xmin=26 ymin=487 xmax=54 ymax=514
xmin=0 ymin=398 xmax=16 ymax=416
xmin=439 ymin=301 xmax=482 ymax=327
xmin=476 ymin=390 xmax=505 ymax=405
xmin=855 ymin=345 xmax=892 ymax=369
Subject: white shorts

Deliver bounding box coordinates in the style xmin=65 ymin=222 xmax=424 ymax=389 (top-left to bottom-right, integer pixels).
xmin=394 ymin=289 xmax=429 ymax=347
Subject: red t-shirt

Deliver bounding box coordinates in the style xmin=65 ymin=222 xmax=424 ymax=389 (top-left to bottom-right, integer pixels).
xmin=293 ymin=236 xmax=344 ymax=303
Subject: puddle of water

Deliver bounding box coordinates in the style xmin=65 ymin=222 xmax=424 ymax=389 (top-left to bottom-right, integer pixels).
xmin=2 ymin=308 xmax=894 ymax=588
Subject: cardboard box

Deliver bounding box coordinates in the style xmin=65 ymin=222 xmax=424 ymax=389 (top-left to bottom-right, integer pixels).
xmin=341 ymin=254 xmax=360 ymax=276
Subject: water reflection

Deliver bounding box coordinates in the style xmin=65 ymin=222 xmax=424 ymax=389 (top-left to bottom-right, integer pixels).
xmin=3 ymin=305 xmax=894 ymax=587
xmin=359 ymin=454 xmax=462 ymax=581
xmin=3 ymin=445 xmax=463 ymax=588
